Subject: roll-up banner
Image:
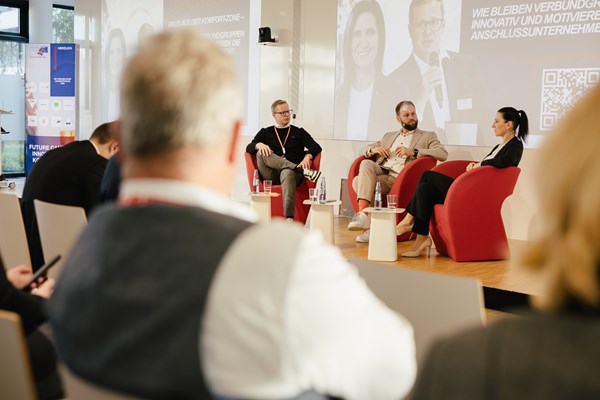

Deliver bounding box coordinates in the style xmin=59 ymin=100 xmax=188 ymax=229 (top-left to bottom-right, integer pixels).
xmin=25 ymin=44 xmax=79 ymax=174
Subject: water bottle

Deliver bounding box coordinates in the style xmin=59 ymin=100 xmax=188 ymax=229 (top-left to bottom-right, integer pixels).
xmin=252 ymin=169 xmax=260 ymax=194
xmin=318 ymin=177 xmax=327 ymax=204
xmin=374 ymin=181 xmax=382 ymax=209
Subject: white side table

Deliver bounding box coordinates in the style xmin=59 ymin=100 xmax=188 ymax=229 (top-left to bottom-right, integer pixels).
xmin=249 ymin=192 xmax=280 ymax=223
xmin=364 ymin=207 xmax=405 ymax=262
xmin=303 ymin=200 xmax=341 ymax=244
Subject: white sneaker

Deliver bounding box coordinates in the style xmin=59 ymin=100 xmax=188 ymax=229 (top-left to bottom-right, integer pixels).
xmin=303 ymin=168 xmax=321 ymax=183
xmin=355 ymin=229 xmax=370 ymax=243
xmin=348 ymin=211 xmax=370 ymax=231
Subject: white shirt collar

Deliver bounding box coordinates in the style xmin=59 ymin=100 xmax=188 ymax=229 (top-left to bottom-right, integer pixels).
xmin=88 ymin=140 xmax=100 ymax=154
xmin=275 ymin=123 xmax=291 ymax=129
xmin=120 ymin=179 xmax=258 ymax=223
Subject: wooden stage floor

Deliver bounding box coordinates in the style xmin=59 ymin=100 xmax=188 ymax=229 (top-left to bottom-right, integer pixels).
xmin=330 ymin=216 xmax=542 ymax=314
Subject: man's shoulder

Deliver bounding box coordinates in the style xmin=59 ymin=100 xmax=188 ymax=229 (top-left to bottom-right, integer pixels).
xmin=232 ymin=222 xmax=306 ymax=256
xmin=389 ymin=56 xmax=418 ymax=78
xmin=415 ymin=128 xmax=437 ymax=138
xmin=381 ymin=130 xmax=400 ymax=140
xmin=61 ymin=140 xmax=102 ymax=160
xmin=447 ymin=50 xmax=474 ymax=63
xmin=92 ymin=203 xmax=251 ymax=228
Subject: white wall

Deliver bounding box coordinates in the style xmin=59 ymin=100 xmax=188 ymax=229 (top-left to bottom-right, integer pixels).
xmin=248 ymin=0 xmax=539 ymax=241
xmin=76 ymin=0 xmax=540 ymax=241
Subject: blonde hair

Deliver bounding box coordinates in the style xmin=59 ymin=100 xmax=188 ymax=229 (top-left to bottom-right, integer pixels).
xmin=521 ymin=82 xmax=600 ymax=312
xmin=119 ymin=29 xmax=241 ymax=158
xmin=271 ymin=100 xmax=288 ymax=114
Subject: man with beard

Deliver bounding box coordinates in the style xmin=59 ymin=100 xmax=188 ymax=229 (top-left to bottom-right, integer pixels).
xmin=348 ymin=100 xmax=447 ymax=243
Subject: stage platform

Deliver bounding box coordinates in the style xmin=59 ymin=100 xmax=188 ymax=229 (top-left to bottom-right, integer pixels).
xmin=331 ymin=216 xmax=542 ymax=316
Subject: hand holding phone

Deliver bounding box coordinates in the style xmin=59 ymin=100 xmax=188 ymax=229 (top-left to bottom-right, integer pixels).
xmin=22 ymin=254 xmax=61 ymax=291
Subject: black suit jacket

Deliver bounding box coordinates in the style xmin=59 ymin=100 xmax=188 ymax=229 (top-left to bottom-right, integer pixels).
xmin=21 ymin=140 xmax=107 ymax=270
xmin=481 ymin=137 xmax=523 ymax=168
xmin=100 ymin=154 xmax=121 ymax=203
xmin=385 ymin=52 xmax=488 ymax=143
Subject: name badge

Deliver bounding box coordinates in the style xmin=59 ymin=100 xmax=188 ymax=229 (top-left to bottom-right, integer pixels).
xmin=456 ymin=98 xmax=473 ymax=110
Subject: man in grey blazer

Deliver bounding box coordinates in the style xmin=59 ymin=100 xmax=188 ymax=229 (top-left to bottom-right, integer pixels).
xmin=348 ymin=100 xmax=447 ymax=243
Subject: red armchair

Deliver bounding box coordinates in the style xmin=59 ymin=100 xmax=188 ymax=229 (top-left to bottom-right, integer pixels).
xmin=347 ymin=156 xmax=437 ymax=240
xmin=244 ymin=152 xmax=321 ymax=224
xmin=428 ymin=160 xmax=521 ymax=261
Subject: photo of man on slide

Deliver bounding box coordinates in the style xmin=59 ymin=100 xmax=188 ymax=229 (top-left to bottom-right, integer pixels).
xmin=386 ymin=0 xmax=488 ymax=145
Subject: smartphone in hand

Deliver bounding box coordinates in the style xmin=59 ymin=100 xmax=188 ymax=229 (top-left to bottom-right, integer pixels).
xmin=22 ymin=254 xmax=61 ymax=291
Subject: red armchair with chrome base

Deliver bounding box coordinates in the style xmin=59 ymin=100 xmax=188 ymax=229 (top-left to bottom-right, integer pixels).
xmin=428 ymin=160 xmax=521 ymax=261
xmin=347 ymin=156 xmax=437 ymax=240
xmin=244 ymin=152 xmax=321 ymax=224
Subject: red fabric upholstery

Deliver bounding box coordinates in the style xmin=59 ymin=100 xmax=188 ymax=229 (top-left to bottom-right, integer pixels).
xmin=347 ymin=156 xmax=437 ymax=240
xmin=428 ymin=160 xmax=521 ymax=261
xmin=244 ymin=152 xmax=321 ymax=224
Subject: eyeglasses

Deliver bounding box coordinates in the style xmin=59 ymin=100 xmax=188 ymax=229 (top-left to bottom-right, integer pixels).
xmin=273 ymin=110 xmax=293 ymax=115
xmin=412 ymin=18 xmax=444 ymax=33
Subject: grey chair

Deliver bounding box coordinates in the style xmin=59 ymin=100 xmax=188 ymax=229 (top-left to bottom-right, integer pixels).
xmin=0 ymin=310 xmax=37 ymax=400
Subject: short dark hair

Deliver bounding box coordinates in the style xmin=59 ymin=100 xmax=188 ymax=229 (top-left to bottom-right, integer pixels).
xmin=90 ymin=122 xmax=116 ymax=144
xmin=409 ymin=0 xmax=445 ymax=25
xmin=395 ymin=100 xmax=416 ymax=115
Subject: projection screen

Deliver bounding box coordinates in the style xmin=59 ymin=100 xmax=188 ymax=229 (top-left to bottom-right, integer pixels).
xmin=333 ymin=0 xmax=600 ymax=147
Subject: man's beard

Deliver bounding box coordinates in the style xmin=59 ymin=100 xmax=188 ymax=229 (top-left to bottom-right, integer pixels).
xmin=402 ymin=120 xmax=418 ymax=131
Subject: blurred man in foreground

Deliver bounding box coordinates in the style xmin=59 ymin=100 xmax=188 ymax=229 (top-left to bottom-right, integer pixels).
xmin=48 ymin=29 xmax=416 ymax=400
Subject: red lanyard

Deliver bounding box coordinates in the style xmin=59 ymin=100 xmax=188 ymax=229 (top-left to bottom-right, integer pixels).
xmin=118 ymin=196 xmax=182 ymax=207
xmin=274 ymin=126 xmax=291 ymax=156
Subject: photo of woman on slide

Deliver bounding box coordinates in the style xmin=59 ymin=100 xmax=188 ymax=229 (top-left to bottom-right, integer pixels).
xmin=103 ymin=28 xmax=127 ymax=121
xmin=334 ymin=0 xmax=399 ymax=141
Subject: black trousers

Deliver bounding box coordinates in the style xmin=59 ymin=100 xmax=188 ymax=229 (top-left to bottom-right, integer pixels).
xmin=28 ymin=329 xmax=64 ymax=400
xmin=406 ymin=171 xmax=455 ymax=235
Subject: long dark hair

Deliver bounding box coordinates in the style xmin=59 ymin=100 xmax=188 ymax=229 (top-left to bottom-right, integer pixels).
xmin=342 ymin=0 xmax=386 ymax=86
xmin=498 ymin=107 xmax=529 ymax=143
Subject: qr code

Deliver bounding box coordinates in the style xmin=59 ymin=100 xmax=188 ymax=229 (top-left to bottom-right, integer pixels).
xmin=540 ymin=68 xmax=600 ymax=130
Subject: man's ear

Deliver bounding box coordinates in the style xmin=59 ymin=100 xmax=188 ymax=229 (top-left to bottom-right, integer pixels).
xmin=110 ymin=140 xmax=120 ymax=155
xmin=228 ymin=119 xmax=242 ymax=164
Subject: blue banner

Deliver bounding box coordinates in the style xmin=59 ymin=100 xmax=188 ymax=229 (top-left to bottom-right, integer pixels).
xmin=26 ymin=43 xmax=78 ymax=173
xmin=50 ymin=44 xmax=76 ymax=97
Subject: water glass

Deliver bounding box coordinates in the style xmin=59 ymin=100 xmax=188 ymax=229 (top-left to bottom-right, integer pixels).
xmin=309 ymin=188 xmax=317 ymax=202
xmin=387 ymin=194 xmax=397 ymax=209
xmin=263 ymin=180 xmax=272 ymax=194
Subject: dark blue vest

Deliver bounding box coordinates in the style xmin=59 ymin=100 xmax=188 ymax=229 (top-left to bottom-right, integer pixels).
xmin=49 ymin=203 xmax=253 ymax=399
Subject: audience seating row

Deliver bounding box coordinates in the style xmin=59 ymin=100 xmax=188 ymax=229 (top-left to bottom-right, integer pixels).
xmin=0 ymin=193 xmax=87 ymax=278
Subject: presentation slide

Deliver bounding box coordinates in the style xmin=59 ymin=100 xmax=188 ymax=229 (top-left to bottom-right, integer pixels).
xmin=101 ymin=0 xmax=259 ymax=131
xmin=164 ymin=0 xmax=252 ymax=124
xmin=334 ymin=0 xmax=600 ymax=147
xmin=101 ymin=0 xmax=164 ymax=121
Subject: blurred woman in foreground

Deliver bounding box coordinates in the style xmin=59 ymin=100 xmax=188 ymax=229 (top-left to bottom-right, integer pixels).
xmin=411 ymin=83 xmax=600 ymax=399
